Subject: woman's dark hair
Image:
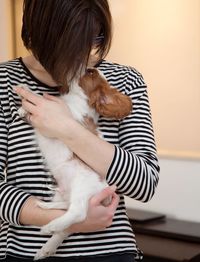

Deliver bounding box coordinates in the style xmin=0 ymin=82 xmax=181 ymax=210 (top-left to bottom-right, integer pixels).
xmin=22 ymin=0 xmax=112 ymax=89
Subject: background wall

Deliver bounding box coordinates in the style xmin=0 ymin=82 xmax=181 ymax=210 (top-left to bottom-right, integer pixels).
xmin=0 ymin=0 xmax=14 ymax=61
xmin=107 ymin=0 xmax=200 ymax=222
xmin=108 ymin=0 xmax=200 ymax=159
xmin=0 ymin=0 xmax=200 ymax=222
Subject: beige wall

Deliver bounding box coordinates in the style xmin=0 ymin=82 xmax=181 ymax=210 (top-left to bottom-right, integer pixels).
xmin=13 ymin=0 xmax=28 ymax=57
xmin=0 ymin=0 xmax=14 ymax=61
xmin=1 ymin=0 xmax=200 ymax=159
xmin=108 ymin=0 xmax=200 ymax=159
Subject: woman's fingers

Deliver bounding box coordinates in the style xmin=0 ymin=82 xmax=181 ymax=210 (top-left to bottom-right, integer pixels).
xmin=89 ymin=186 xmax=119 ymax=229
xmin=14 ymin=86 xmax=42 ymax=105
xmin=109 ymin=191 xmax=119 ymax=212
xmin=90 ymin=185 xmax=117 ymax=206
xmin=22 ymin=98 xmax=37 ymax=114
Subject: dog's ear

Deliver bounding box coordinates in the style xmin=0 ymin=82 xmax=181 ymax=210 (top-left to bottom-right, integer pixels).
xmin=80 ymin=68 xmax=133 ymax=119
xmin=89 ymin=84 xmax=132 ymax=119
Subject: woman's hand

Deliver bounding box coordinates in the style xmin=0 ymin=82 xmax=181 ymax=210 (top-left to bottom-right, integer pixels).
xmin=68 ymin=185 xmax=119 ymax=233
xmin=14 ymin=86 xmax=73 ymax=138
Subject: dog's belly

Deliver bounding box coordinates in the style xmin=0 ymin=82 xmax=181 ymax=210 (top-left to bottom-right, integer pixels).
xmin=35 ymin=132 xmax=73 ymax=171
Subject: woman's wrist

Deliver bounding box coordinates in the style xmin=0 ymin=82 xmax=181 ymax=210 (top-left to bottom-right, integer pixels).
xmin=59 ymin=117 xmax=89 ymax=145
xmin=59 ymin=118 xmax=80 ymax=140
xmin=19 ymin=196 xmax=65 ymax=227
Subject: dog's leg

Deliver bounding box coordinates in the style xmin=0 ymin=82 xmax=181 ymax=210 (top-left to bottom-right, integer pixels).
xmin=40 ymin=170 xmax=107 ymax=234
xmin=37 ymin=200 xmax=67 ymax=210
xmin=34 ymin=231 xmax=67 ymax=260
xmin=37 ymin=191 xmax=68 ymax=210
xmin=41 ymin=197 xmax=88 ymax=234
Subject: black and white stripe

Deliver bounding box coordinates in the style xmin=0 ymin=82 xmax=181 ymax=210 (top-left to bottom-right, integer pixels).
xmin=0 ymin=58 xmax=159 ymax=261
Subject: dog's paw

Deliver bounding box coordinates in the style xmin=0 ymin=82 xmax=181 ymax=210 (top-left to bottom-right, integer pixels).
xmin=34 ymin=250 xmax=45 ymax=261
xmin=41 ymin=219 xmax=67 ymax=234
xmin=37 ymin=200 xmax=67 ymax=210
xmin=34 ymin=246 xmax=57 ymax=260
xmin=37 ymin=201 xmax=53 ymax=210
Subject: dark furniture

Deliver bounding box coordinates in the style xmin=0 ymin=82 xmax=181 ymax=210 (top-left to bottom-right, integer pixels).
xmin=127 ymin=208 xmax=200 ymax=262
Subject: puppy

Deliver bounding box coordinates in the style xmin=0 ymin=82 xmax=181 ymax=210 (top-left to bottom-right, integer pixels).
xmin=18 ymin=68 xmax=132 ymax=260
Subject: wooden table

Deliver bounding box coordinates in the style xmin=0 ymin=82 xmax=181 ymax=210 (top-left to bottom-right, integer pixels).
xmin=127 ymin=208 xmax=200 ymax=262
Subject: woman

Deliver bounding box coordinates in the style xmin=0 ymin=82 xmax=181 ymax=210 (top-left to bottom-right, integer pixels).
xmin=0 ymin=0 xmax=159 ymax=261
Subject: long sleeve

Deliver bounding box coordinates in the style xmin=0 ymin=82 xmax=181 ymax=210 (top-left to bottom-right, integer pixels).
xmin=106 ymin=72 xmax=159 ymax=202
xmin=0 ymin=102 xmax=31 ymax=225
xmin=0 ymin=58 xmax=145 ymax=260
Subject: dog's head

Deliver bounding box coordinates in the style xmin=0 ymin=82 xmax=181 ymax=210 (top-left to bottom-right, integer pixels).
xmin=79 ymin=68 xmax=132 ymax=119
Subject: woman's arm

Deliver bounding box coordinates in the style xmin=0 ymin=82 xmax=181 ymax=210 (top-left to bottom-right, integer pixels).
xmin=14 ymin=88 xmax=115 ymax=177
xmin=19 ymin=186 xmax=119 ymax=231
xmin=19 ymin=196 xmax=64 ymax=227
xmin=0 ymin=104 xmax=32 ymax=226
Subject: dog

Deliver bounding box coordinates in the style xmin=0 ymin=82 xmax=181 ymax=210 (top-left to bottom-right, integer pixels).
xmin=18 ymin=68 xmax=132 ymax=260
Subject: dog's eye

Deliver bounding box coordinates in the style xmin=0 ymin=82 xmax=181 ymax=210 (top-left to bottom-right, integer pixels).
xmin=86 ymin=68 xmax=95 ymax=75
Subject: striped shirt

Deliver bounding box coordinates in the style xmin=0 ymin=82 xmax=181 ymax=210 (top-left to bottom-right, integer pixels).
xmin=0 ymin=58 xmax=159 ymax=261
